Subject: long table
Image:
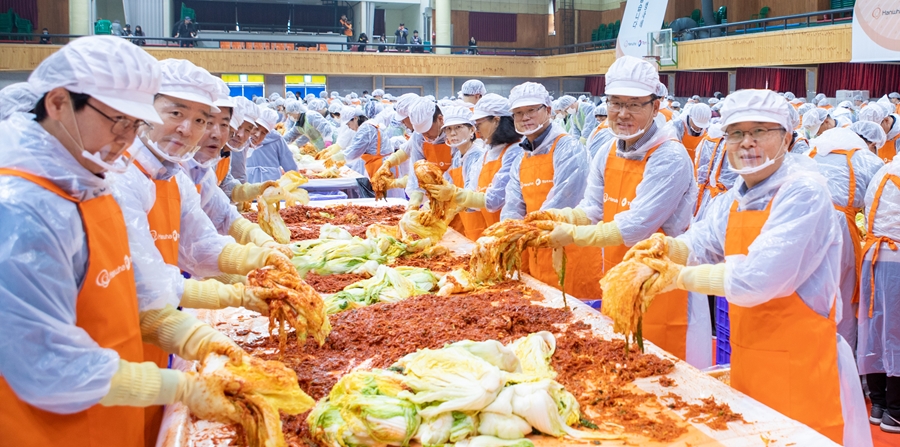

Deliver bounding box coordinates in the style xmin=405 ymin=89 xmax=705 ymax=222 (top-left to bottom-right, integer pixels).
xmin=157 ymin=199 xmax=839 ymax=447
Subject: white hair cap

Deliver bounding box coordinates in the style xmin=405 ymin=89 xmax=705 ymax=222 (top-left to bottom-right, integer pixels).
xmin=859 ymin=105 xmax=888 ymax=123
xmin=471 ymin=93 xmax=512 ymax=120
xmin=284 ymin=99 xmax=303 ymax=114
xmin=594 ymin=104 xmax=608 ymax=115
xmin=838 ymin=100 xmax=853 ymax=109
xmin=0 ymin=82 xmax=40 ymax=120
xmin=509 ymin=82 xmax=552 ymax=110
xmin=803 ymin=108 xmax=829 ymax=135
xmin=461 ymin=79 xmax=487 ymax=96
xmin=319 ymin=91 xmax=328 ymax=99
xmin=786 ymin=103 xmax=800 ymax=130
xmin=213 ymin=78 xmax=235 ymax=109
xmin=274 ymin=97 xmax=285 ymax=107
xmin=890 ymin=92 xmax=900 ymax=99
xmin=708 ymin=97 xmax=719 ymax=105
xmin=691 ymin=95 xmax=701 ymax=101
xmin=256 ymin=107 xmax=278 ymax=132
xmin=350 ymin=92 xmax=358 ymax=99
xmin=157 ymin=59 xmax=220 ymax=112
xmin=228 ymin=97 xmax=244 ymax=130
xmin=656 ymin=82 xmax=669 ymax=97
xmin=720 ymin=89 xmax=792 ymax=131
xmin=268 ymin=92 xmax=281 ymax=101
xmin=409 ymin=97 xmax=437 ymax=134
xmin=818 ymin=98 xmax=829 ymax=107
xmin=815 ymin=93 xmax=826 ymax=101
xmin=669 ymin=101 xmax=680 ymax=109
xmin=809 ymin=127 xmax=868 ymax=157
xmin=604 ymin=55 xmax=659 ymax=97
xmin=235 ymin=96 xmax=259 ymax=125
xmin=329 ymin=101 xmax=343 ymax=114
xmin=784 ymin=92 xmax=796 ymax=101
xmin=850 ymin=120 xmax=887 ymax=149
xmin=309 ymin=99 xmax=327 ymax=111
xmin=372 ymin=89 xmax=385 ymax=97
xmin=28 ymin=35 xmax=163 ymax=124
xmin=556 ymin=95 xmax=577 ymax=110
xmin=395 ymin=93 xmax=421 ymax=119
xmin=330 ymin=91 xmax=340 ymax=98
xmin=688 ymin=103 xmax=712 ymax=128
xmin=798 ymin=103 xmax=815 ymax=117
xmin=340 ymin=106 xmax=363 ymax=126
xmin=441 ymin=105 xmax=475 ymax=129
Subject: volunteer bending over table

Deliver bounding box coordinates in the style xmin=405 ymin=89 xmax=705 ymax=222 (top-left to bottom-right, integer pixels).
xmin=224 ymin=96 xmax=259 ymax=185
xmin=527 ymin=57 xmax=702 ymax=366
xmin=283 ymin=98 xmax=333 ymax=150
xmin=633 ymin=89 xmax=870 ymax=446
xmin=246 ymin=107 xmax=298 ymax=183
xmin=0 ymin=37 xmax=247 ymax=447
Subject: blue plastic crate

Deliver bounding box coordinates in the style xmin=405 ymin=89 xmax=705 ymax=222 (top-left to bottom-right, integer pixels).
xmin=716 ymin=322 xmax=730 ymax=339
xmin=715 ymin=296 xmax=729 ymax=328
xmin=716 ymin=338 xmax=731 ymax=365
xmin=583 ymin=299 xmax=602 ymax=310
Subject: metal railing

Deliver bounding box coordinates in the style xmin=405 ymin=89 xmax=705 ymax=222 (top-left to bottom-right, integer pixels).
xmin=0 ymin=8 xmax=853 ymax=57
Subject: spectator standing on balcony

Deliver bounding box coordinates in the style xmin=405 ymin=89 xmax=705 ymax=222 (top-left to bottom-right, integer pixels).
xmin=174 ymin=16 xmax=197 ymax=47
xmin=411 ymin=30 xmax=424 ymax=53
xmin=340 ymin=15 xmax=352 ymax=37
xmin=467 ymin=37 xmax=478 ymax=55
xmin=395 ymin=23 xmax=408 ymax=52
xmin=111 ymin=20 xmax=124 ymax=36
xmin=378 ymin=35 xmax=387 ymax=52
xmin=133 ymin=25 xmax=145 ymax=46
xmin=123 ymin=24 xmax=132 ymax=37
xmin=39 ymin=28 xmax=51 ymax=45
xmin=357 ymin=33 xmax=368 ymax=52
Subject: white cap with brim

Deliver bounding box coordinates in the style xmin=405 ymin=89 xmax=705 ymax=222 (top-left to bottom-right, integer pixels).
xmin=471 ymin=93 xmax=512 ymax=121
xmin=235 ymin=96 xmax=258 ymax=125
xmin=409 ymin=98 xmax=436 ymax=134
xmin=395 ymin=93 xmax=420 ymax=119
xmin=441 ymin=105 xmax=475 ymax=129
xmin=509 ymin=82 xmax=552 ymax=111
xmin=720 ymin=89 xmax=792 ymax=132
xmin=213 ymin=78 xmax=236 ymax=109
xmin=29 ymin=35 xmax=163 ymax=124
xmin=256 ymin=107 xmax=278 ymax=132
xmin=604 ymin=55 xmax=659 ymax=97
xmin=158 ymin=59 xmax=221 ymax=113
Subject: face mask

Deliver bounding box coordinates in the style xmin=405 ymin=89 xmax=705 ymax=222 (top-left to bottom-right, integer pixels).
xmin=567 ymin=108 xmax=576 ymax=116
xmin=727 ymin=139 xmax=788 ymax=175
xmin=607 ymin=121 xmax=649 ymax=141
xmin=60 ymin=101 xmax=132 ymax=174
xmin=516 ymin=122 xmax=545 ymax=137
xmin=140 ymin=125 xmax=201 ymax=164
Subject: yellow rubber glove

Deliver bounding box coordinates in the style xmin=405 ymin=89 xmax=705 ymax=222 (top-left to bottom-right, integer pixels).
xmin=383 ymin=147 xmax=408 ymax=169
xmin=322 ymin=144 xmax=342 ymax=158
xmin=390 ymin=175 xmax=409 ymax=189
xmin=407 ymin=191 xmax=424 ymax=210
xmin=174 ymin=370 xmax=242 ymax=424
xmin=261 ymin=240 xmax=294 ymax=258
xmin=569 ymin=221 xmax=623 ymax=247
xmin=524 ymin=208 xmax=590 ymax=225
xmin=228 ymin=218 xmax=275 ymax=247
xmin=677 ymin=263 xmax=727 ymax=296
xmin=140 ymin=305 xmax=245 ymax=365
xmin=541 ymin=224 xmax=576 ymax=248
xmin=623 ymin=234 xmax=690 ymax=265
xmin=424 ymin=183 xmax=456 ymax=202
xmin=330 ymin=151 xmax=346 ymax=163
xmin=99 ymin=360 xmax=179 ymax=407
xmin=640 ymin=257 xmax=683 ymax=296
xmin=455 ymin=189 xmax=485 ymax=209
xmin=209 ymin=273 xmax=248 ymax=285
xmin=231 ymin=180 xmax=279 ymax=203
xmin=218 ymin=243 xmax=294 ymax=276
xmin=579 ymin=137 xmax=587 ymax=145
xmin=181 ymin=279 xmax=270 ymax=315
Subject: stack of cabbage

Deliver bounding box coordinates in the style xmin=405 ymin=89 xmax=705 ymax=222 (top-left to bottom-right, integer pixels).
xmin=324 ymin=265 xmax=439 ymax=315
xmin=307 ymin=332 xmax=621 ymax=447
xmin=258 ymin=171 xmax=311 ymax=243
xmin=290 ymin=225 xmax=438 ymax=277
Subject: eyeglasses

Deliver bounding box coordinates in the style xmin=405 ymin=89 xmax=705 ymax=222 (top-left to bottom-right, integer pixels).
xmin=724 ymin=127 xmax=786 ymax=144
xmin=85 ymin=101 xmax=146 ymax=136
xmin=513 ymin=105 xmax=546 ymax=120
xmin=607 ymin=100 xmax=654 ymax=114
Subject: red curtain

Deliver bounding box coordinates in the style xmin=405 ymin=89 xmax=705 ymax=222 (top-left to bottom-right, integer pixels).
xmin=469 ymin=12 xmax=516 ymax=42
xmin=818 ymin=63 xmax=900 ymax=98
xmin=0 ymin=0 xmax=36 ymax=25
xmin=373 ymin=8 xmax=385 ymax=37
xmin=735 ymin=68 xmax=806 ymax=94
xmin=584 ymin=74 xmax=668 ymax=96
xmin=674 ymin=71 xmax=728 ymax=97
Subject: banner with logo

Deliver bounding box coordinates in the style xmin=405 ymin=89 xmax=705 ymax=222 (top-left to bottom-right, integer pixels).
xmin=615 ymin=0 xmax=670 ymax=58
xmin=852 ymin=0 xmax=900 ymax=62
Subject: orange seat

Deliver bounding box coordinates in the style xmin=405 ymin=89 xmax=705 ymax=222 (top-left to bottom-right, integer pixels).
xmin=318 ymin=44 xmax=328 ymax=52
xmin=296 ymin=46 xmax=306 ymax=51
xmin=231 ymin=41 xmax=245 ymax=50
xmin=307 ymin=46 xmax=317 ymax=52
xmin=219 ymin=41 xmax=231 ymax=49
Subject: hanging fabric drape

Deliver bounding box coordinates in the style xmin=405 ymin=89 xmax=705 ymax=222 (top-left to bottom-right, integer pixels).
xmin=469 ymin=12 xmax=516 ymax=42
xmin=735 ymin=68 xmax=806 ymax=94
xmin=674 ymin=71 xmax=728 ymax=97
xmin=818 ymin=63 xmax=900 ymax=98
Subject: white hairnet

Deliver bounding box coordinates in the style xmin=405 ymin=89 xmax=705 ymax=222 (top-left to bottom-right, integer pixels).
xmin=372 ymin=89 xmax=385 ymax=97
xmin=818 ymin=99 xmax=829 ymax=107
xmin=556 ymin=95 xmax=577 ymax=110
xmin=786 ymin=103 xmax=800 ymax=130
xmin=471 ymin=93 xmax=511 ymax=120
xmin=256 ymin=107 xmax=278 ymax=132
xmin=265 ymin=101 xmax=277 ymax=110
xmin=656 ymin=82 xmax=669 ymax=97
xmin=509 ymin=82 xmax=552 ymax=110
xmin=708 ymin=97 xmax=719 ymax=105
xmin=395 ymin=93 xmax=420 ymax=119
xmin=461 ymin=79 xmax=486 ymax=96
xmin=691 ymin=95 xmax=700 ymax=101
xmin=409 ymin=98 xmax=437 ymax=134
xmin=309 ymin=99 xmax=327 ymax=111
xmin=890 ymin=92 xmax=900 ymax=99
xmin=330 ymin=91 xmax=340 ymax=98
xmin=274 ymin=98 xmax=285 ymax=107
xmin=720 ymin=89 xmax=792 ymax=131
xmin=268 ymin=92 xmax=281 ymax=101
xmin=838 ymin=100 xmax=852 ymax=109
xmin=784 ymin=92 xmax=796 ymax=101
xmin=235 ymin=96 xmax=259 ymax=125
xmin=815 ymin=93 xmax=826 ymax=102
xmin=809 ymin=127 xmax=868 ymax=156
xmin=284 ymin=99 xmax=303 ymax=114
xmin=228 ymin=97 xmax=244 ymax=130
xmin=339 ymin=106 xmax=362 ymax=126
xmin=328 ymin=102 xmax=343 ymax=114
xmin=350 ymin=92 xmax=358 ymax=99
xmin=798 ymin=103 xmax=815 ymax=117
xmin=803 ymin=108 xmax=829 ymax=135
xmin=441 ymin=105 xmax=474 ymax=128
xmin=594 ymin=104 xmax=608 ymax=115
xmin=604 ymin=55 xmax=658 ymax=97
xmin=28 ymin=35 xmax=162 ymax=125
xmin=688 ymin=103 xmax=712 ymax=128
xmin=319 ymin=91 xmax=328 ymax=99
xmin=859 ymin=105 xmax=888 ymax=123
xmin=670 ymin=101 xmax=680 ymax=109
xmin=832 ymin=107 xmax=852 ymax=118
xmin=212 ymin=78 xmax=235 ymax=109
xmin=850 ymin=121 xmax=887 ymax=149
xmin=0 ymin=82 xmax=40 ymax=120
xmin=157 ymin=59 xmax=220 ymax=111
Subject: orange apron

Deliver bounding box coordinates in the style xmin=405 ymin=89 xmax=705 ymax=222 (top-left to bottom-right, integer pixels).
xmin=694 ymin=138 xmax=727 ymax=216
xmin=360 ymin=125 xmax=385 ymax=178
xmin=861 ymin=173 xmax=900 ymax=318
xmin=724 ymin=199 xmax=844 ymax=443
xmin=477 ymin=144 xmax=513 ymax=228
xmin=681 ymin=129 xmax=705 ymax=164
xmin=659 ymin=108 xmax=673 ymax=122
xmin=877 ymin=136 xmax=898 ymax=164
xmin=214 ymin=156 xmax=230 ymax=184
xmin=602 ymin=143 xmax=689 ymax=360
xmin=134 ymin=161 xmax=181 ymax=444
xmin=448 ymin=162 xmax=486 ymax=241
xmin=0 ymin=170 xmax=146 ymax=447
xmin=520 ymin=135 xmax=604 ymax=299
xmin=423 ymin=141 xmax=452 ymax=173
xmin=810 ymin=148 xmax=863 ymax=306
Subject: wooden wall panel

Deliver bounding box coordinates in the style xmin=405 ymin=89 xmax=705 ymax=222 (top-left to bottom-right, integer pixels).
xmin=36 ymin=0 xmax=68 ymax=36
xmin=663 ymin=0 xmax=834 ymax=25
xmin=454 ymin=11 xmax=551 ymax=49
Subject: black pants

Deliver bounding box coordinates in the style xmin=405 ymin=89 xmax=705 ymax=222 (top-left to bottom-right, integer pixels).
xmin=867 ymin=373 xmax=900 ymax=413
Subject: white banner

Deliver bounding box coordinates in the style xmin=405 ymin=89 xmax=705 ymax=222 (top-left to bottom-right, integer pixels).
xmin=852 ymin=0 xmax=900 ymax=62
xmin=615 ymin=0 xmax=670 ymax=58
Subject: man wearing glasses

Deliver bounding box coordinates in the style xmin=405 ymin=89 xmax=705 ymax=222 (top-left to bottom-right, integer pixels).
xmin=524 ymin=56 xmax=704 ymax=368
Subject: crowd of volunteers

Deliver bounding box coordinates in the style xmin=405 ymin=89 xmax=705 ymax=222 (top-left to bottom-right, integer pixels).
xmin=3 ymin=35 xmax=900 ymax=446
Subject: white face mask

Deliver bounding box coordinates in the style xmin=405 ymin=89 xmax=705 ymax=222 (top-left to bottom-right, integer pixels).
xmin=727 ymin=139 xmax=788 ymax=175
xmin=607 ymin=121 xmax=649 ymax=141
xmin=516 ymin=122 xmax=544 ymax=137
xmin=566 ymin=107 xmax=576 ymax=116
xmin=59 ymin=101 xmax=132 ymax=174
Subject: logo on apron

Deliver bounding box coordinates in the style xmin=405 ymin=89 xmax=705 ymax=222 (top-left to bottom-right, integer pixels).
xmin=96 ymin=255 xmax=133 ymax=288
xmin=150 ymin=230 xmax=181 ymax=242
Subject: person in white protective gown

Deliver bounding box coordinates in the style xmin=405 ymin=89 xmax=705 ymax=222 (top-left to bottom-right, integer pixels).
xmin=245 ymin=107 xmax=298 ymax=183
xmin=526 ymin=56 xmax=703 ymax=366
xmin=583 ymin=103 xmax=612 ymax=161
xmin=283 ymin=98 xmax=333 ymax=150
xmin=667 ymin=102 xmax=711 ymax=163
xmin=0 ymin=82 xmax=40 ymax=120
xmin=633 ymin=89 xmax=871 ymax=446
xmin=224 ymin=96 xmax=260 ymax=185
xmin=459 ymin=79 xmax=486 ymax=107
xmin=323 ymin=107 xmax=392 ymax=182
xmin=555 ymin=94 xmax=594 ymax=141
xmin=808 ymin=128 xmax=884 ymax=353
xmin=0 ymin=36 xmax=250 ymax=447
xmin=850 ymin=120 xmax=887 ymax=155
